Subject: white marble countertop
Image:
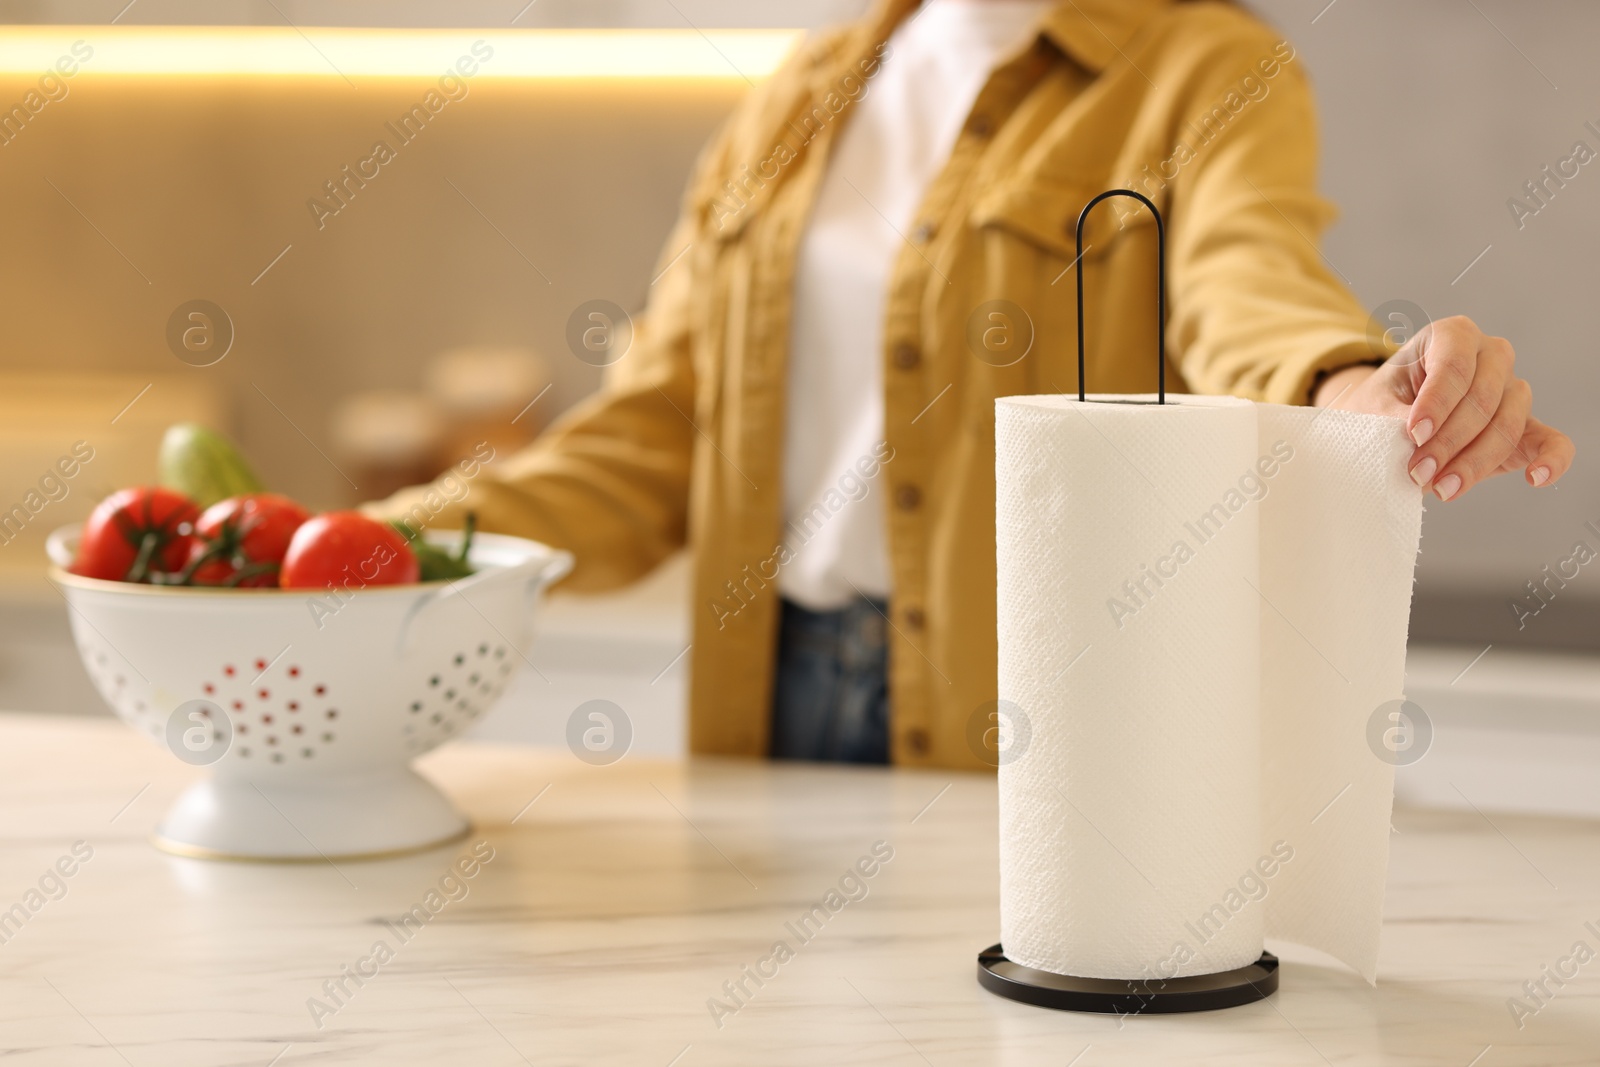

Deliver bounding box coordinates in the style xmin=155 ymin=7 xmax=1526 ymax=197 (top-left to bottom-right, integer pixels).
xmin=1 ymin=712 xmax=1597 ymax=1066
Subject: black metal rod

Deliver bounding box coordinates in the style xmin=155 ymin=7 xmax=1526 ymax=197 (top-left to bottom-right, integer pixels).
xmin=1075 ymin=189 xmax=1166 ymax=405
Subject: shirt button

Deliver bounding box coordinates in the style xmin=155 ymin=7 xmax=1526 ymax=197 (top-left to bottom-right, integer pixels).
xmin=905 ymin=727 xmax=931 ymax=756
xmin=895 ymin=485 xmax=922 ymax=511
xmin=892 ymin=342 xmax=920 ymax=370
xmin=903 ymin=605 xmax=926 ymax=630
xmin=912 ymin=220 xmax=938 ymax=244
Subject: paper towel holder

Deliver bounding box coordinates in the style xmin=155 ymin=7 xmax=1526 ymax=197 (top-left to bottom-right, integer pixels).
xmin=978 ymin=187 xmax=1280 ymax=1015
xmin=1076 ymin=188 xmax=1166 ymax=406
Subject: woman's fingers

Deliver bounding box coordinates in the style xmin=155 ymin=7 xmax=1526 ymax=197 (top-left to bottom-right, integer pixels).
xmin=1428 ymin=377 xmax=1530 ymax=500
xmin=1326 ymin=312 xmax=1570 ymax=499
xmin=1401 ymin=316 xmax=1482 ymax=446
xmin=1407 ymin=328 xmax=1515 ymax=493
xmin=1510 ymin=417 xmax=1575 ymax=488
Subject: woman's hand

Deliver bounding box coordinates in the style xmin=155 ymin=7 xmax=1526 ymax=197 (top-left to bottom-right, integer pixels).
xmin=1312 ymin=315 xmax=1574 ymax=501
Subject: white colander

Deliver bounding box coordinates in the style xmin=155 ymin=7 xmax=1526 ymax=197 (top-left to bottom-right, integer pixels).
xmin=46 ymin=524 xmax=571 ymax=860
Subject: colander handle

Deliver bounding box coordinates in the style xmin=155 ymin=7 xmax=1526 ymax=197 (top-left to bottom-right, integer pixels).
xmin=523 ymin=549 xmax=574 ymax=604
xmin=397 ymin=550 xmax=574 ymax=657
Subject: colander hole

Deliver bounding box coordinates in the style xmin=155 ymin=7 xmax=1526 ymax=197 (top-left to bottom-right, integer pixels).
xmin=232 ymin=700 xmax=244 ymax=711
xmin=223 ymin=665 xmax=235 ymax=676
xmin=410 ymin=702 xmax=422 ymax=713
xmin=258 ymin=689 xmax=270 ymax=700
xmin=240 ymin=747 xmax=251 ymax=758
xmin=301 ymin=748 xmax=313 ymax=758
xmin=454 ymin=654 xmax=464 ymax=665
xmin=325 ymin=709 xmax=338 ymax=720
xmin=288 ymin=701 xmax=299 ymax=712
xmin=314 ymin=684 xmax=326 ymax=696
xmin=291 ymin=724 xmax=302 ymax=734
xmin=237 ymin=723 xmax=249 ymax=735
xmin=254 ymin=659 xmax=266 ymax=671
xmin=468 ymin=673 xmax=479 ymax=684
xmin=430 ymin=714 xmax=442 ymax=724
xmin=494 ymin=647 xmax=505 ymax=659
xmin=445 ymin=689 xmax=456 ymax=699
xmin=266 ymin=736 xmax=277 ymax=745
xmin=477 ymin=643 xmax=488 ymax=656
xmin=322 ymin=732 xmax=334 ymax=742
xmin=261 ymin=714 xmax=273 ymax=725
xmin=429 ymin=676 xmax=440 ymax=687
xmin=203 ymin=683 xmax=215 ymax=694
xmin=288 ymin=666 xmax=300 ymax=677
xmin=271 ymin=753 xmax=283 ymax=763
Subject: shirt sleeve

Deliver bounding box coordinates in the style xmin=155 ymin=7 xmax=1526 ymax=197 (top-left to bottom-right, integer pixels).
xmin=1163 ymin=33 xmax=1389 ymax=406
xmin=367 ymin=131 xmax=725 ymax=593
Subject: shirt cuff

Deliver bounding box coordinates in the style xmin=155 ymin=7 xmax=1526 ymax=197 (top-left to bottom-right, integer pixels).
xmin=1266 ymin=339 xmax=1390 ymax=407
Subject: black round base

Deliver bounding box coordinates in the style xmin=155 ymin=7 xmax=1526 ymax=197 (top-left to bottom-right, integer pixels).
xmin=977 ymin=945 xmax=1278 ymax=1014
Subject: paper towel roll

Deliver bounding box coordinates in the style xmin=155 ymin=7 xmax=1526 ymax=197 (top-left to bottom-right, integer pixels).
xmin=995 ymin=394 xmax=1423 ymax=984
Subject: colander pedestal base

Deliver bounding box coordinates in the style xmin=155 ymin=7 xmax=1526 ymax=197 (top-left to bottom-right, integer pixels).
xmin=153 ymin=766 xmax=470 ymax=861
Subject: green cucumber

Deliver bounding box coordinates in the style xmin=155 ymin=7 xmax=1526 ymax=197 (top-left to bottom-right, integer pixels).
xmin=158 ymin=423 xmax=264 ymax=508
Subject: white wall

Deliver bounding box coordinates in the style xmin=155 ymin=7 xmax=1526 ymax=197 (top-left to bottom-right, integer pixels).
xmin=1244 ymin=0 xmax=1598 ymax=612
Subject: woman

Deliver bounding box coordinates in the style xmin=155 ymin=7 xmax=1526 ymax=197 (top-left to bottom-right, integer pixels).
xmin=378 ymin=0 xmax=1573 ymax=769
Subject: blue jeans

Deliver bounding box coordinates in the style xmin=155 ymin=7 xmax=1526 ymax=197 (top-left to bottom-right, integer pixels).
xmin=769 ymin=597 xmax=891 ymax=764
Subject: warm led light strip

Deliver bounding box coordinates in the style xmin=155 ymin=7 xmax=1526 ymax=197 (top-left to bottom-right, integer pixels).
xmin=0 ymin=27 xmax=803 ymax=78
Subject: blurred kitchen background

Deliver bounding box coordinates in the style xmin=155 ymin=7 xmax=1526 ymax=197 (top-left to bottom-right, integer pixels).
xmin=0 ymin=1 xmax=1595 ymax=813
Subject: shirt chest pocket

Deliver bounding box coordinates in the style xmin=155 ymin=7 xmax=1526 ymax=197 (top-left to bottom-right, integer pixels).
xmin=970 ymin=177 xmax=1161 ymax=267
xmin=966 ymin=178 xmax=1167 ymax=390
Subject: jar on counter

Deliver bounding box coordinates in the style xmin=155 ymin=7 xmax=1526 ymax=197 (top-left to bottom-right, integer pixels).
xmin=328 ymin=390 xmax=447 ymax=505
xmin=423 ymin=346 xmax=549 ymax=469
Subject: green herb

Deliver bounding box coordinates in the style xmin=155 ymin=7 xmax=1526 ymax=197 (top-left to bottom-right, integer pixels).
xmin=390 ymin=512 xmax=477 ymax=581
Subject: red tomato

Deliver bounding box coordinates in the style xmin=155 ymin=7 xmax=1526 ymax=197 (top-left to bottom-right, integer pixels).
xmin=279 ymin=512 xmax=418 ymax=590
xmin=187 ymin=493 xmax=310 ymax=588
xmin=72 ymin=487 xmax=200 ymax=582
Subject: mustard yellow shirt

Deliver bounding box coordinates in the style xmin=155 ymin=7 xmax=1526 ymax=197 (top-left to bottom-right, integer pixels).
xmin=377 ymin=0 xmax=1385 ymax=769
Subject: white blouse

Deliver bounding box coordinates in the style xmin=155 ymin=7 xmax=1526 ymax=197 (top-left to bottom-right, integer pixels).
xmin=780 ymin=0 xmax=1051 ymax=611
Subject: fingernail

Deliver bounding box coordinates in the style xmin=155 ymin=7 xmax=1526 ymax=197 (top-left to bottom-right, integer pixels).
xmin=1410 ymin=456 xmax=1437 ymax=487
xmin=1410 ymin=419 xmax=1434 ymax=447
xmin=1531 ymin=466 xmax=1551 ymax=486
xmin=1435 ymin=473 xmax=1462 ymax=501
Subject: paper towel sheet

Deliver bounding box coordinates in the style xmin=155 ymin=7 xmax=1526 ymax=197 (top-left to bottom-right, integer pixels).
xmin=995 ymin=394 xmax=1422 ymax=984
